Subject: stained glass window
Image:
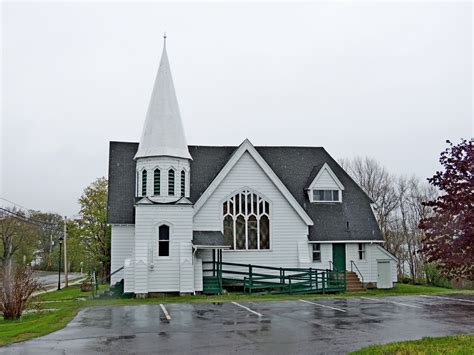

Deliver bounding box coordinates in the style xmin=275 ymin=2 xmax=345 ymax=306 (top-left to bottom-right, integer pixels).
xmin=222 ymin=189 xmax=270 ymax=250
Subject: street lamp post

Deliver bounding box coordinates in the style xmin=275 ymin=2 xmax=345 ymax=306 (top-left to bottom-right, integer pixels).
xmin=57 ymin=236 xmax=64 ymax=291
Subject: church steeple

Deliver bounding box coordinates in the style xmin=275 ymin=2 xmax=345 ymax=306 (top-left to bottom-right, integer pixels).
xmin=135 ymin=35 xmax=192 ymax=160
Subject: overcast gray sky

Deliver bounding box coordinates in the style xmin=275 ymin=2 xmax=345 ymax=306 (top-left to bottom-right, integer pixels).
xmin=1 ymin=1 xmax=472 ymax=216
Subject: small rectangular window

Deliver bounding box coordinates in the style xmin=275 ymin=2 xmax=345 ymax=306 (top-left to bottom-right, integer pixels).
xmin=312 ymin=243 xmax=321 ymax=262
xmin=358 ymin=243 xmax=366 ymax=260
xmin=158 ymin=225 xmax=170 ymax=257
xmin=313 ymin=190 xmax=340 ymax=202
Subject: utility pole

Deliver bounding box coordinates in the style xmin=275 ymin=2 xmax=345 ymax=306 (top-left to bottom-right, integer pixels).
xmin=63 ymin=216 xmax=68 ymax=288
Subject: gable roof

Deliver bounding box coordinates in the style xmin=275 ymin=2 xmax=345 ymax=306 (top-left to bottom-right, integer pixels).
xmin=193 ymin=139 xmax=313 ymax=225
xmin=306 ymin=163 xmax=345 ymax=191
xmin=107 ymin=142 xmax=382 ymax=242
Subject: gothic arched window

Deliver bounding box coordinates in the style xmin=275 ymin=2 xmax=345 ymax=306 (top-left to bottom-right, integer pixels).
xmin=180 ymin=170 xmax=186 ymax=197
xmin=141 ymin=170 xmax=147 ymax=196
xmin=154 ymin=169 xmax=160 ymax=196
xmin=222 ymin=189 xmax=270 ymax=250
xmin=168 ymin=169 xmax=175 ymax=196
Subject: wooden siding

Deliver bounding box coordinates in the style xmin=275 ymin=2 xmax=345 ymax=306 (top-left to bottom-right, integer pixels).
xmin=194 ymin=151 xmax=309 ymax=268
xmin=194 ymin=258 xmax=203 ymax=292
xmin=306 ymin=243 xmax=332 ymax=269
xmin=346 ymin=243 xmax=397 ymax=283
xmin=110 ymin=225 xmax=135 ymax=285
xmin=134 ymin=204 xmax=194 ymax=293
xmin=305 ymin=243 xmax=397 ymax=284
xmin=311 ymin=168 xmax=341 ymax=190
xmin=136 ymin=156 xmax=190 ymax=200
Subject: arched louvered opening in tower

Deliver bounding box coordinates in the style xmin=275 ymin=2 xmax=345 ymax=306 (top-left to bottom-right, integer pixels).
xmin=141 ymin=170 xmax=147 ymax=197
xmin=180 ymin=170 xmax=186 ymax=197
xmin=168 ymin=169 xmax=175 ymax=196
xmin=154 ymin=169 xmax=161 ymax=196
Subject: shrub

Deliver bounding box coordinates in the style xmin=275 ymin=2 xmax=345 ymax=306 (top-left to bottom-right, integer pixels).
xmin=0 ymin=265 xmax=42 ymax=320
xmin=423 ymin=262 xmax=452 ymax=288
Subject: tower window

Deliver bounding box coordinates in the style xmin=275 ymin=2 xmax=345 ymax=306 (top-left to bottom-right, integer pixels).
xmin=158 ymin=225 xmax=170 ymax=257
xmin=180 ymin=170 xmax=186 ymax=197
xmin=141 ymin=170 xmax=147 ymax=196
xmin=168 ymin=169 xmax=175 ymax=196
xmin=154 ymin=169 xmax=160 ymax=195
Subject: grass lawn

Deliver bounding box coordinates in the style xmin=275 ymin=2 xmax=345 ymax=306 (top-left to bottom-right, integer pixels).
xmin=0 ymin=283 xmax=472 ymax=347
xmin=351 ymin=334 xmax=474 ymax=354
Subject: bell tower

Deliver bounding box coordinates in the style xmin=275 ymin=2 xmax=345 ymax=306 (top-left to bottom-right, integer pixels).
xmin=135 ymin=35 xmax=191 ymax=203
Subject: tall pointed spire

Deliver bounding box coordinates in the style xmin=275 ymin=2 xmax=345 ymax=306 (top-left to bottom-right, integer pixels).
xmin=135 ymin=35 xmax=192 ymax=160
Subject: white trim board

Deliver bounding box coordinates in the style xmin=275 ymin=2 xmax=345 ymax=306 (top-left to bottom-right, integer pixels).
xmin=193 ymin=139 xmax=313 ymax=225
xmin=308 ymin=163 xmax=345 ymax=191
xmin=308 ymin=240 xmax=384 ymax=244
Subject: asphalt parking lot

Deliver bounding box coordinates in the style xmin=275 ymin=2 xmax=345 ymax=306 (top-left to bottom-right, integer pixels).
xmin=2 ymin=294 xmax=473 ymax=354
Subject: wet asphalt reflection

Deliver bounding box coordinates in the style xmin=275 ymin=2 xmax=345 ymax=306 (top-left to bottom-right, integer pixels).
xmin=1 ymin=294 xmax=473 ymax=354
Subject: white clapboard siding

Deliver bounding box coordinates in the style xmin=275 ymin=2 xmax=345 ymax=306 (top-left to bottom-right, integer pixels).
xmin=179 ymin=241 xmax=194 ymax=293
xmin=307 ymin=243 xmax=332 ymax=269
xmin=136 ymin=156 xmax=190 ymax=200
xmin=194 ymin=257 xmax=203 ymax=292
xmin=312 ymin=169 xmax=341 ymax=189
xmin=123 ymin=258 xmax=134 ymax=293
xmin=194 ymin=151 xmax=309 ymax=269
xmin=135 ymin=204 xmax=193 ymax=293
xmin=110 ymin=225 xmax=135 ymax=285
xmin=346 ymin=243 xmax=397 ymax=283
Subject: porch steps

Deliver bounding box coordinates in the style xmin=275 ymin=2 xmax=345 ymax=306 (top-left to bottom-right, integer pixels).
xmin=345 ymin=271 xmax=365 ymax=292
xmin=203 ymin=276 xmax=222 ymax=295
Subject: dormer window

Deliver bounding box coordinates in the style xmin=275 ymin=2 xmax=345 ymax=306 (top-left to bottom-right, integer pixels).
xmin=307 ymin=163 xmax=344 ymax=203
xmin=313 ymin=190 xmax=340 ymax=202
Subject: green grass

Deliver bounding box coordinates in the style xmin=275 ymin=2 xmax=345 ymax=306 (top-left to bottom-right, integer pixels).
xmin=351 ymin=334 xmax=474 ymax=354
xmin=0 ymin=283 xmax=472 ymax=347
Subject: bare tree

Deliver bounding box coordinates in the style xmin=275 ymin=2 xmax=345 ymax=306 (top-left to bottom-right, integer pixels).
xmin=340 ymin=157 xmax=437 ymax=281
xmin=339 ymin=157 xmax=399 ymax=247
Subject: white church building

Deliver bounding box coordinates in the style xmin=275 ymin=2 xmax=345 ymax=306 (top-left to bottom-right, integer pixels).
xmin=107 ymin=39 xmax=397 ymax=297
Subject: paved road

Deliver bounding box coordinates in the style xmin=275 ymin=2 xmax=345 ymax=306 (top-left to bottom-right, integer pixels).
xmin=2 ymin=294 xmax=473 ymax=354
xmin=33 ymin=271 xmax=83 ymax=287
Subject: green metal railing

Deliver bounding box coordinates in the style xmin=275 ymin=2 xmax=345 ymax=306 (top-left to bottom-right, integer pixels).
xmin=203 ymin=261 xmax=346 ymax=295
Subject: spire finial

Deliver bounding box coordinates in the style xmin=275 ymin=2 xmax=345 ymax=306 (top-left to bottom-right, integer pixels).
xmin=163 ymin=32 xmax=167 ymax=47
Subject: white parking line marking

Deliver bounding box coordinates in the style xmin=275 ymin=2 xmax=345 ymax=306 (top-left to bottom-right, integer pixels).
xmin=420 ymin=295 xmax=474 ymax=304
xmin=361 ymin=297 xmax=422 ymax=309
xmin=231 ymin=302 xmax=263 ymax=317
xmin=160 ymin=304 xmax=171 ymax=320
xmin=299 ymin=299 xmax=347 ymax=312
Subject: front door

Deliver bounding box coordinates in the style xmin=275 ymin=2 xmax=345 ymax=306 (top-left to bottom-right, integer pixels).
xmin=332 ymin=244 xmax=346 ymax=271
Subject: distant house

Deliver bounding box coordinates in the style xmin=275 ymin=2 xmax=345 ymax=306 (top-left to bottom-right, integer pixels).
xmin=107 ymin=39 xmax=397 ymax=297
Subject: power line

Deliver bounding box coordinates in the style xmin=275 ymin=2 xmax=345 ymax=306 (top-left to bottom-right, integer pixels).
xmin=0 ymin=207 xmax=59 ymax=228
xmin=0 ymin=197 xmax=31 ymax=211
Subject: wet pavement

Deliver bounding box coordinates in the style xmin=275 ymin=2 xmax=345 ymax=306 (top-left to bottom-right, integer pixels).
xmin=33 ymin=271 xmax=83 ymax=287
xmin=1 ymin=294 xmax=473 ymax=354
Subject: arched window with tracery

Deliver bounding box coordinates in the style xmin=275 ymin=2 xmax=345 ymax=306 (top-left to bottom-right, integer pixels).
xmin=222 ymin=189 xmax=270 ymax=250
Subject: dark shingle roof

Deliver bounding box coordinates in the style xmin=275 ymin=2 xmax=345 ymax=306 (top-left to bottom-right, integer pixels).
xmin=107 ymin=142 xmax=382 ymax=242
xmin=192 ymin=231 xmax=229 ymax=247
